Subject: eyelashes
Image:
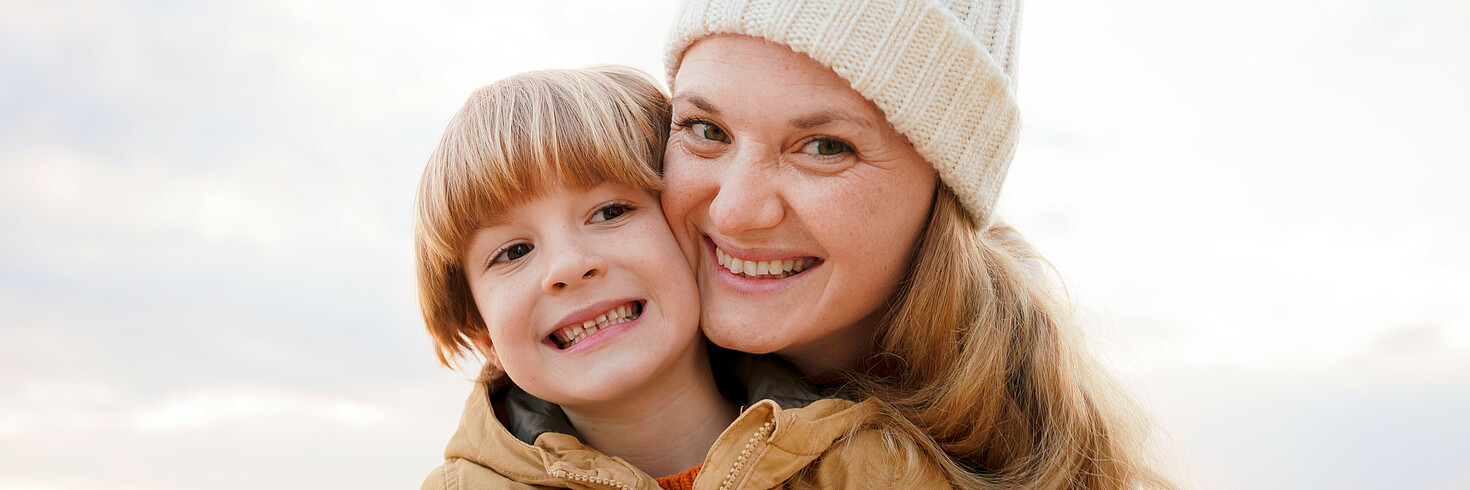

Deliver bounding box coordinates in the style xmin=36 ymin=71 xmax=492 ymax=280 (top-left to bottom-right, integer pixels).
xmin=674 ymin=117 xmax=856 ymax=159
xmin=487 ymin=241 xmax=533 ymax=269
xmin=799 ymin=137 xmax=853 ymax=157
xmin=590 ymin=201 xmax=638 ymax=223
xmin=481 ymin=201 xmax=640 ymax=270
xmin=674 ymin=118 xmax=730 ymax=143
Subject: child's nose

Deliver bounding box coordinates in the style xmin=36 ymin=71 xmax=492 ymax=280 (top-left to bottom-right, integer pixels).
xmin=541 ymin=245 xmax=607 ymax=292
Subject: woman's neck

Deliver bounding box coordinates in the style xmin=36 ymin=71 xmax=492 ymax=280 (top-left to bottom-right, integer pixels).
xmin=559 ymin=344 xmax=737 ymax=478
xmin=780 ymin=309 xmax=882 ymax=384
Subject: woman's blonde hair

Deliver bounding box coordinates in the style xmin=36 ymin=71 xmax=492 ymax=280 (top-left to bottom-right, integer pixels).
xmin=857 ymin=187 xmax=1173 ymax=489
xmin=413 ymin=66 xmax=670 ymax=379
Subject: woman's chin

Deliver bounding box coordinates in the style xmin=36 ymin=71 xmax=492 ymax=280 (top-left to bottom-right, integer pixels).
xmin=699 ymin=316 xmax=790 ymax=356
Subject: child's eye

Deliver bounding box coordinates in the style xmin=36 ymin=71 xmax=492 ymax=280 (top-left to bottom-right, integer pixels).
xmin=490 ymin=242 xmax=533 ymax=266
xmin=800 ymin=138 xmax=852 ymax=156
xmin=590 ymin=202 xmax=636 ymax=223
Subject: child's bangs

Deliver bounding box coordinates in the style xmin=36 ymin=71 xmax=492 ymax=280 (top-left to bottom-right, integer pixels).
xmin=418 ymin=67 xmax=669 ymax=266
xmin=472 ymin=73 xmax=665 ymax=208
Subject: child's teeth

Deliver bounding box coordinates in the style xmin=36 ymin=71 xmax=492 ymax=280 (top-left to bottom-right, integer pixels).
xmin=555 ymin=302 xmax=644 ymax=349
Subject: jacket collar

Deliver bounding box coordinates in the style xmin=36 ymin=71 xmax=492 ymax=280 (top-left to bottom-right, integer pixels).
xmin=442 ymin=353 xmax=863 ymax=489
xmin=501 ymin=352 xmax=830 ymax=445
xmin=720 ymin=351 xmax=835 ymax=409
xmin=444 ymin=382 xmax=659 ymax=489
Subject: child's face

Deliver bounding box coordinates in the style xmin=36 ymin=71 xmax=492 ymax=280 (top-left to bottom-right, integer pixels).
xmin=462 ymin=181 xmax=702 ymax=406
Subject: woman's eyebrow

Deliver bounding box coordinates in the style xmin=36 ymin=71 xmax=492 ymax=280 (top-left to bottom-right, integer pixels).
xmin=789 ymin=110 xmax=872 ymax=130
xmin=672 ymin=94 xmax=721 ymax=115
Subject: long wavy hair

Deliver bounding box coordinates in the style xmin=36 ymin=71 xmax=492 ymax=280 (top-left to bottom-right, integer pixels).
xmin=853 ymin=187 xmax=1173 ymax=489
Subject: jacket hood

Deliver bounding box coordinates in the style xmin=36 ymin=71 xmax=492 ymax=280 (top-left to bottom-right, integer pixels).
xmin=432 ymin=354 xmax=878 ymax=489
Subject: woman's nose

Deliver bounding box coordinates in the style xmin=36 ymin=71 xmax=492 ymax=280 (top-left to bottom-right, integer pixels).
xmin=541 ymin=240 xmax=607 ymax=293
xmin=707 ymin=152 xmax=785 ymax=236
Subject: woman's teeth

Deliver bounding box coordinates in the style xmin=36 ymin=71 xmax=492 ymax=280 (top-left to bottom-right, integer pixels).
xmin=552 ymin=302 xmax=641 ymax=349
xmin=715 ymin=247 xmax=815 ymax=279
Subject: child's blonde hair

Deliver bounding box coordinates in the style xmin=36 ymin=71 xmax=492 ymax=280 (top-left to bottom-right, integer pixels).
xmin=413 ymin=66 xmax=670 ymax=377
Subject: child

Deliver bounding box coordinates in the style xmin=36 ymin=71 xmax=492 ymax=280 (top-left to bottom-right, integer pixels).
xmin=415 ymin=66 xmax=946 ymax=489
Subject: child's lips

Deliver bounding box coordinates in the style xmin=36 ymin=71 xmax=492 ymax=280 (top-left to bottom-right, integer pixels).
xmin=548 ymin=299 xmax=643 ymax=350
xmin=552 ymin=304 xmax=645 ymax=354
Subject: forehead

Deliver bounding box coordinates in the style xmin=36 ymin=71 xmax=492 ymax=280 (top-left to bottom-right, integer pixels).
xmin=474 ymin=180 xmax=657 ymax=229
xmin=469 ymin=179 xmax=585 ymax=230
xmin=674 ymin=35 xmax=880 ymax=119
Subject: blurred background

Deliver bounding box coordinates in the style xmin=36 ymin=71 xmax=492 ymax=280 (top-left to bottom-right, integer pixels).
xmin=1 ymin=0 xmax=1465 ymax=488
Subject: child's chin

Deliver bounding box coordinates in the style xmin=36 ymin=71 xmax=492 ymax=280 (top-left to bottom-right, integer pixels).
xmin=542 ymin=361 xmax=670 ymax=405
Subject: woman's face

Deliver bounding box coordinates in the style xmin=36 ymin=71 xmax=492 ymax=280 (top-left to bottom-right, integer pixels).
xmin=662 ymin=35 xmax=938 ymax=374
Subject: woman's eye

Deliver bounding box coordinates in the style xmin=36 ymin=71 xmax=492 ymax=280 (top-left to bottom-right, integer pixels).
xmin=801 ymin=138 xmax=851 ymax=156
xmin=691 ymin=122 xmax=730 ymax=143
xmin=492 ymin=243 xmax=533 ymax=264
xmin=590 ymin=203 xmax=633 ymax=223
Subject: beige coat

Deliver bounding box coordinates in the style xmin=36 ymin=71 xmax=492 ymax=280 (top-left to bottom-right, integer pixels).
xmin=421 ymin=357 xmax=948 ymax=489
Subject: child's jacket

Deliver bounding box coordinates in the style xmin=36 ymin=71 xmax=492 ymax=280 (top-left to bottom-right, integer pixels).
xmin=420 ymin=356 xmax=948 ymax=489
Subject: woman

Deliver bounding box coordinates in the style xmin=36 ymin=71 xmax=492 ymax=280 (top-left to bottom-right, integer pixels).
xmin=661 ymin=0 xmax=1170 ymax=487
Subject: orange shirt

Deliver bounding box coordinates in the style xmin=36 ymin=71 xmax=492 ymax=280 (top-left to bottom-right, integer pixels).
xmin=655 ymin=464 xmax=701 ymax=490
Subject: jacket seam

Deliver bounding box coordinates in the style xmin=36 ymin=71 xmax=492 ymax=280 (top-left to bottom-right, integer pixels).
xmin=444 ymin=459 xmax=461 ymax=490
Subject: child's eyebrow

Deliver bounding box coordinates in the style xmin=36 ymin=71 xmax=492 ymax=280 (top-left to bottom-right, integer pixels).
xmin=476 ymin=214 xmax=513 ymax=230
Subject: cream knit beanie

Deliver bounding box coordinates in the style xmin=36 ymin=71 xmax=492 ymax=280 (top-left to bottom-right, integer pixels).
xmin=666 ymin=0 xmax=1022 ymax=224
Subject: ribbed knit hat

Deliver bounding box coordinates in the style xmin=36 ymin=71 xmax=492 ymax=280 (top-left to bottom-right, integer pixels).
xmin=666 ymin=0 xmax=1022 ymax=224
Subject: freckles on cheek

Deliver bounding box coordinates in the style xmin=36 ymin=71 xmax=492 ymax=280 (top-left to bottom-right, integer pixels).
xmin=822 ymin=176 xmax=926 ymax=271
xmin=487 ymin=283 xmax=536 ymax=338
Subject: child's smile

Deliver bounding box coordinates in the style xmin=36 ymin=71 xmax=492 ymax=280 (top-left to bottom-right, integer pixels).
xmin=548 ymin=299 xmax=643 ymax=350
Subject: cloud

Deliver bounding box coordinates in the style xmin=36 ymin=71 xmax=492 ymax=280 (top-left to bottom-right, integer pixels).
xmin=1 ymin=0 xmax=1466 ymax=489
xmin=126 ymin=387 xmax=386 ymax=432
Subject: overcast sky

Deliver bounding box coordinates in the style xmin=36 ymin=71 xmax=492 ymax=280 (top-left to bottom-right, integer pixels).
xmin=1 ymin=1 xmax=1466 ymax=489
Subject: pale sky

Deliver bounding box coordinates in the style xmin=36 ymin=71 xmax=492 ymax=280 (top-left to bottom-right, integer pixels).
xmin=1 ymin=1 xmax=1466 ymax=489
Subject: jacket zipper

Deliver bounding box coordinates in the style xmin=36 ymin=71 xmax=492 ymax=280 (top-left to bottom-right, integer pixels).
xmin=549 ymin=467 xmax=633 ymax=490
xmin=718 ymin=420 xmax=776 ymax=490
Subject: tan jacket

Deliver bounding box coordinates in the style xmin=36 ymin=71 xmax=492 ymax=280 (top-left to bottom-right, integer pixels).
xmin=421 ymin=357 xmax=948 ymax=489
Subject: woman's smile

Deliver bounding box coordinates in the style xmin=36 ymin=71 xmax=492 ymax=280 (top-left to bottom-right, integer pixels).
xmin=706 ymin=236 xmax=822 ymax=281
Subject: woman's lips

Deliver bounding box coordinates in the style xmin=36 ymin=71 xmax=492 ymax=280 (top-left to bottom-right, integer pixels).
xmin=704 ymin=236 xmax=822 ymax=282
